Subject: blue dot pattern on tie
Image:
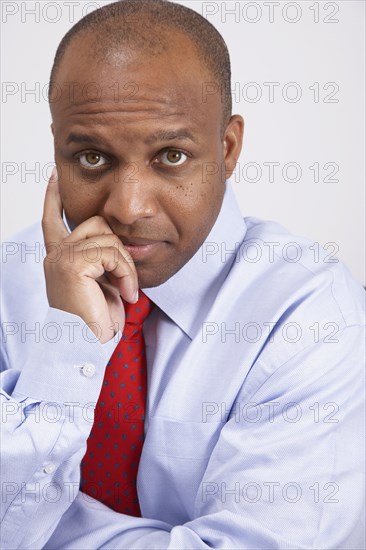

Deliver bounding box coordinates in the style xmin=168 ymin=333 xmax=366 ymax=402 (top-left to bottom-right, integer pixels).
xmin=80 ymin=290 xmax=154 ymax=516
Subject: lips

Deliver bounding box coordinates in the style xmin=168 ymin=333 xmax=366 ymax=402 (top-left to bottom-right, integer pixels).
xmin=120 ymin=236 xmax=166 ymax=261
xmin=121 ymin=237 xmax=162 ymax=246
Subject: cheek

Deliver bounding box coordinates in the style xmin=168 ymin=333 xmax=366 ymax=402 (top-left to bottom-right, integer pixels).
xmin=59 ymin=179 xmax=106 ymax=225
xmin=167 ymin=177 xmax=224 ymax=243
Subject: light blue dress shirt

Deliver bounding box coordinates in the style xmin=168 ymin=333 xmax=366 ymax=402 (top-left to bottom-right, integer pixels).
xmin=1 ymin=182 xmax=365 ymax=549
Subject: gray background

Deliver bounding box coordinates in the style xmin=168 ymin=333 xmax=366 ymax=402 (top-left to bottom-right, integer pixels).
xmin=1 ymin=0 xmax=365 ymax=285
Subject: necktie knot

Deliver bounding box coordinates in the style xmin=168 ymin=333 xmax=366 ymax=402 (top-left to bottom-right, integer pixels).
xmin=123 ymin=290 xmax=154 ymax=327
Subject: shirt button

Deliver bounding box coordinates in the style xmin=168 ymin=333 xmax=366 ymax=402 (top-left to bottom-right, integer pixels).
xmin=43 ymin=463 xmax=55 ymax=474
xmin=81 ymin=363 xmax=96 ymax=377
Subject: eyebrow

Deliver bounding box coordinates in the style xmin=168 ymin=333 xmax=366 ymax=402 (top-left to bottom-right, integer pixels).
xmin=144 ymin=129 xmax=197 ymax=144
xmin=65 ymin=129 xmax=198 ymax=147
xmin=66 ymin=133 xmax=107 ymax=147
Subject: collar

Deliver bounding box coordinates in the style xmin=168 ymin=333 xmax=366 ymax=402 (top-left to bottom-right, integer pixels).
xmin=142 ymin=181 xmax=247 ymax=340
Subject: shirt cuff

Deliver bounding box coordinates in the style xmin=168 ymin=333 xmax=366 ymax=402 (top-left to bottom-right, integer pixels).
xmin=13 ymin=308 xmax=121 ymax=407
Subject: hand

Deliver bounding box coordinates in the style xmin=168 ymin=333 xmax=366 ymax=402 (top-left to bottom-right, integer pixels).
xmin=42 ymin=169 xmax=139 ymax=343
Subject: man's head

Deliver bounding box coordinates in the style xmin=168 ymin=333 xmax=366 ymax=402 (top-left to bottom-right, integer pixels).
xmin=49 ymin=0 xmax=244 ymax=288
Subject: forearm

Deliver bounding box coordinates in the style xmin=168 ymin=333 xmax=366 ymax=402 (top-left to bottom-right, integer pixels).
xmin=0 ymin=307 xmax=119 ymax=549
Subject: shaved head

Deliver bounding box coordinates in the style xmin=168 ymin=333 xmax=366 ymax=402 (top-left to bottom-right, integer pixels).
xmin=48 ymin=0 xmax=243 ymax=288
xmin=49 ymin=0 xmax=232 ymax=127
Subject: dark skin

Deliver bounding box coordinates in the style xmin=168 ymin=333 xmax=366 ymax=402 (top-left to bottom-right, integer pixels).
xmin=43 ymin=30 xmax=244 ymax=342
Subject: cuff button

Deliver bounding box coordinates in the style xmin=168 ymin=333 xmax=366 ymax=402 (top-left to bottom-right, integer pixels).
xmin=81 ymin=363 xmax=96 ymax=377
xmin=43 ymin=463 xmax=56 ymax=474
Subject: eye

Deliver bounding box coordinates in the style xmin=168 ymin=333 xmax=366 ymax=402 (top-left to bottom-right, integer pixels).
xmin=77 ymin=151 xmax=109 ymax=169
xmin=158 ymin=150 xmax=188 ymax=166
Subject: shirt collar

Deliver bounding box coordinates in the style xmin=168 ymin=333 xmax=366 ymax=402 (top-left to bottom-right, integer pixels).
xmin=142 ymin=181 xmax=247 ymax=340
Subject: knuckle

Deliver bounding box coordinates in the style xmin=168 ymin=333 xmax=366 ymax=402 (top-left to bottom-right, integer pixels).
xmin=41 ymin=217 xmax=50 ymax=230
xmin=43 ymin=256 xmax=51 ymax=271
xmin=105 ymin=246 xmax=120 ymax=262
xmin=91 ymin=215 xmax=109 ymax=229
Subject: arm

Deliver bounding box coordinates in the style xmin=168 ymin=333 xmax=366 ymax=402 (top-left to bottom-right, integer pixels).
xmin=1 ymin=169 xmax=138 ymax=548
xmin=0 ymin=308 xmax=120 ymax=549
xmin=42 ymin=325 xmax=365 ymax=550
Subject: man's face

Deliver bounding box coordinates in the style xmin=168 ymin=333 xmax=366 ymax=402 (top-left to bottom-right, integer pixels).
xmin=51 ymin=32 xmax=243 ymax=288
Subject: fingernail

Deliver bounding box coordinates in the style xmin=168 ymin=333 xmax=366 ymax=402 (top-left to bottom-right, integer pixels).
xmin=50 ymin=166 xmax=58 ymax=181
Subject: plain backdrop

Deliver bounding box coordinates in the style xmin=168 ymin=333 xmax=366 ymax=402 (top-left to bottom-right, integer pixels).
xmin=1 ymin=0 xmax=365 ymax=285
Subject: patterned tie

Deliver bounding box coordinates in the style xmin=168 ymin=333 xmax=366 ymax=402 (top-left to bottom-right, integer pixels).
xmin=80 ymin=290 xmax=154 ymax=516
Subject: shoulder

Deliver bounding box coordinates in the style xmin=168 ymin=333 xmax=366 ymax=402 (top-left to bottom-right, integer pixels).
xmin=215 ymin=216 xmax=365 ymax=369
xmin=237 ymin=216 xmax=365 ymax=328
xmin=1 ymin=221 xmax=45 ymax=280
xmin=1 ymin=222 xmax=44 ymax=261
xmin=1 ymin=222 xmax=47 ymax=321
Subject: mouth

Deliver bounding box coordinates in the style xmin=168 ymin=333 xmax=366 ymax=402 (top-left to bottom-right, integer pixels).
xmin=120 ymin=237 xmax=167 ymax=260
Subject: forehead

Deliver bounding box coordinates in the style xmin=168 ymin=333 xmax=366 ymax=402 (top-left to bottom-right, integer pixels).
xmin=50 ymin=31 xmax=223 ymax=131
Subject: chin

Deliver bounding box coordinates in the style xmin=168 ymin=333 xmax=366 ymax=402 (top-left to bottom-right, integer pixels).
xmin=137 ymin=264 xmax=178 ymax=289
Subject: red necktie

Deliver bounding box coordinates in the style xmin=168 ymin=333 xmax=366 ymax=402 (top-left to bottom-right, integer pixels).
xmin=80 ymin=290 xmax=154 ymax=516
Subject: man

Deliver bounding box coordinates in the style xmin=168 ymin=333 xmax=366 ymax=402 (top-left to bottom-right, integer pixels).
xmin=1 ymin=0 xmax=364 ymax=548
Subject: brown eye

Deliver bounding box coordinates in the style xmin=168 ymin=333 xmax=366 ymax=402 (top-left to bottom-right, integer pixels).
xmin=167 ymin=151 xmax=182 ymax=163
xmin=78 ymin=152 xmax=108 ymax=169
xmin=160 ymin=150 xmax=187 ymax=166
xmin=85 ymin=152 xmax=101 ymax=165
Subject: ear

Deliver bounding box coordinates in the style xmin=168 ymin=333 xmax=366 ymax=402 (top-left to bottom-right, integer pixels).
xmin=223 ymin=115 xmax=244 ymax=180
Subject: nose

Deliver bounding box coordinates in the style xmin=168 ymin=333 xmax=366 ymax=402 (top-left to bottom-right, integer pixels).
xmin=101 ymin=164 xmax=158 ymax=225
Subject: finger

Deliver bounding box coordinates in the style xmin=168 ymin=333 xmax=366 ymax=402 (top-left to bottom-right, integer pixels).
xmin=81 ymin=248 xmax=138 ymax=303
xmin=64 ymin=215 xmax=114 ymax=243
xmin=67 ymin=234 xmax=137 ymax=277
xmin=105 ymin=271 xmax=138 ymax=301
xmin=98 ymin=279 xmax=126 ymax=332
xmin=101 ymin=248 xmax=139 ymax=303
xmin=42 ymin=167 xmax=69 ymax=247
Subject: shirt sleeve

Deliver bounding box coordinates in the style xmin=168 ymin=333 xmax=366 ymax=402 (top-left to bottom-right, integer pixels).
xmin=0 ymin=307 xmax=121 ymax=550
xmin=41 ymin=324 xmax=365 ymax=550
